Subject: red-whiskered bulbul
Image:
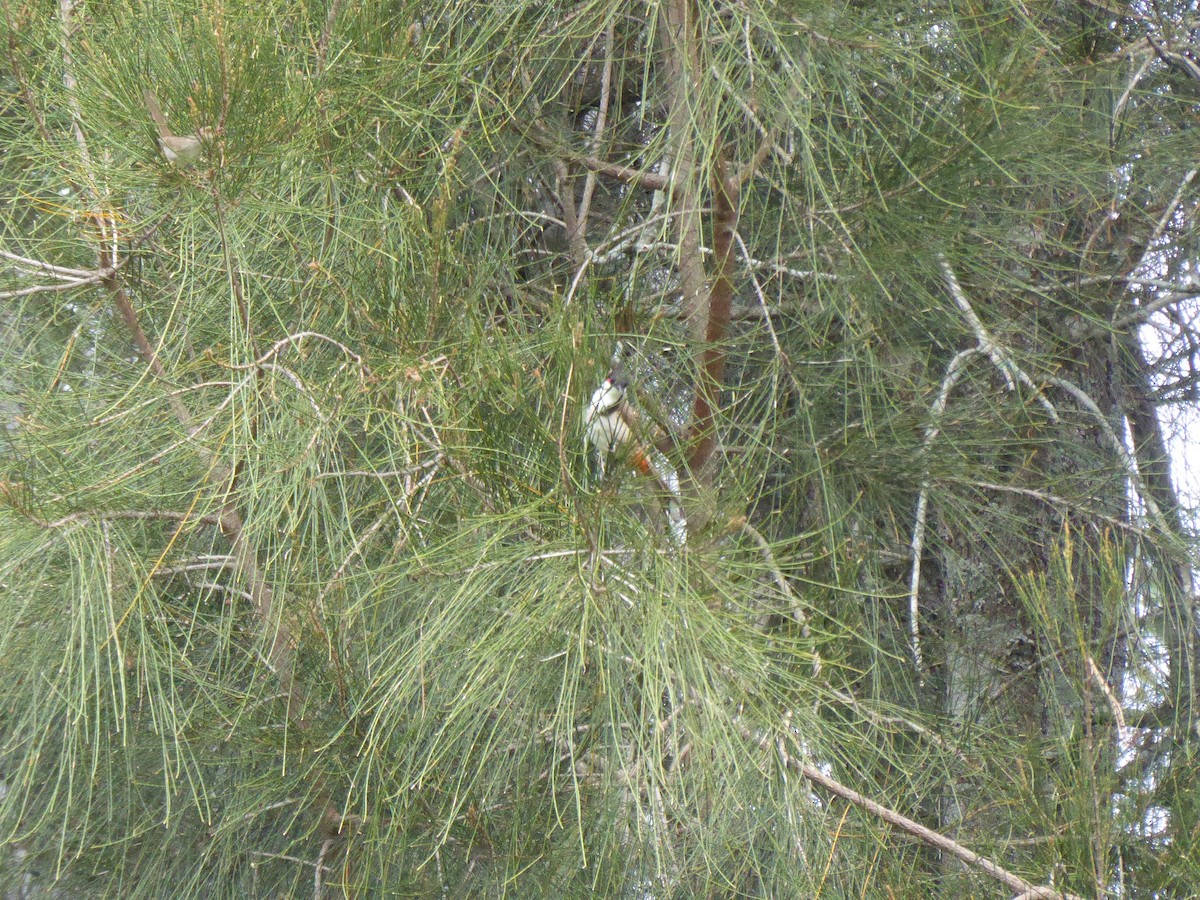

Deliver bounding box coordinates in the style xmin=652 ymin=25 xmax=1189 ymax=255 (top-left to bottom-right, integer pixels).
xmin=584 ymin=371 xmax=687 ymax=544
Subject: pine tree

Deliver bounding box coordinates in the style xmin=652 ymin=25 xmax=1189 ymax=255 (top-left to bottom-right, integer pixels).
xmin=1 ymin=0 xmax=1196 ymax=895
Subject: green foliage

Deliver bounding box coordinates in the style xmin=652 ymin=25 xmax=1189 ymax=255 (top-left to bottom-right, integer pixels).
xmin=1 ymin=0 xmax=1197 ymax=896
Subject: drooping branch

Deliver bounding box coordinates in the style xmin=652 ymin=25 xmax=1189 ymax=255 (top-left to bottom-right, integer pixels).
xmin=907 ymin=257 xmax=1059 ymax=677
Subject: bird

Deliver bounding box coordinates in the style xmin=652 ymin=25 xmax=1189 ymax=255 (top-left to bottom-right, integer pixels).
xmin=584 ymin=370 xmax=687 ymax=545
xmin=143 ymin=88 xmax=215 ymax=164
xmin=583 ymin=371 xmax=638 ymax=480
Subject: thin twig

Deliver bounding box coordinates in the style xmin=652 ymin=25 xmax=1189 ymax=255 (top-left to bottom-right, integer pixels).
xmin=1111 ymin=285 xmax=1200 ymax=332
xmin=1110 ymin=52 xmax=1154 ymax=147
xmin=88 ymin=381 xmax=236 ymax=427
xmin=561 ymin=249 xmax=593 ymax=308
xmin=0 ymin=249 xmax=100 ymax=278
xmin=1084 ymin=652 xmax=1127 ymax=737
xmin=970 ymin=481 xmax=1155 ymax=538
xmin=1043 ymin=375 xmax=1171 ymax=536
xmin=4 ymin=21 xmax=54 ymax=145
xmin=734 ymin=232 xmax=807 ymax=401
xmin=194 ymin=581 xmax=257 ymax=604
xmin=313 ymin=838 xmax=333 ymax=899
xmin=824 ymin=687 xmax=966 ymax=761
xmin=1134 ymin=167 xmax=1198 ymax=274
xmin=708 ymin=64 xmax=793 ymax=173
xmin=313 ymin=509 xmax=391 ymax=612
xmin=153 ymin=555 xmax=236 ymax=576
xmin=418 ymin=406 xmax=496 ymax=513
xmin=552 ymin=148 xmax=671 ymax=191
xmin=314 ymin=456 xmax=444 ymax=480
xmin=241 ymin=798 xmax=303 ymax=822
xmin=0 ymin=273 xmax=109 ymax=299
xmin=223 ymin=331 xmax=370 ymax=378
xmin=248 ymin=851 xmax=331 ymax=872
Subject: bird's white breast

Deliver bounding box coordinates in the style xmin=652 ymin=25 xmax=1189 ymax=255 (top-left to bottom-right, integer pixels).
xmin=584 ymin=383 xmax=630 ymax=454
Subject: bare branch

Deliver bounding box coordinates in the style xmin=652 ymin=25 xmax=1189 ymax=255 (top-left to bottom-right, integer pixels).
xmin=792 ymin=757 xmax=1077 ymax=900
xmin=315 ymin=0 xmax=345 ymax=75
xmin=1147 ymin=36 xmax=1200 ymax=85
xmin=224 ymin=330 xmax=370 ymax=378
xmin=0 ymin=273 xmax=109 ymax=300
xmin=557 ymin=150 xmax=671 ymax=192
xmin=1084 ymin=652 xmax=1127 ymax=738
xmin=938 ymin=255 xmax=1058 ymax=421
xmin=739 ymin=722 xmax=1084 ymax=900
xmin=574 ymin=19 xmax=616 ymax=239
xmin=314 ymin=456 xmax=444 ymax=481
xmin=0 ymin=249 xmax=99 ymax=279
xmin=908 ymin=257 xmax=1063 ymax=677
xmin=908 ymin=347 xmax=977 ymax=677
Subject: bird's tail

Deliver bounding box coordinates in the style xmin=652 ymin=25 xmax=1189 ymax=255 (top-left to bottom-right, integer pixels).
xmin=142 ymin=88 xmax=172 ymax=138
xmin=642 ymin=447 xmax=687 ymax=546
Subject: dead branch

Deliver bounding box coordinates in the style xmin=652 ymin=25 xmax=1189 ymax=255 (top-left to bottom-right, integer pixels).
xmin=796 ymin=760 xmax=1082 ymax=900
xmin=908 ymin=256 xmax=1061 ymax=676
xmin=739 ymin=721 xmax=1084 ymax=900
xmin=574 ymin=19 xmax=616 ymax=244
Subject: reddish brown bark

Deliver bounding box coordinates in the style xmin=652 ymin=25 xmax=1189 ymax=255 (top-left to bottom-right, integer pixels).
xmin=687 ymin=151 xmax=738 ymax=478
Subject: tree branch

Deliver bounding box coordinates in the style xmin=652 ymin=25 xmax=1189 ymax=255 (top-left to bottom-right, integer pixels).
xmin=739 ymin=721 xmax=1084 ymax=900
xmin=56 ymin=0 xmax=306 ymax=717
xmin=908 ymin=256 xmax=1061 ymax=677
xmin=686 ymin=149 xmax=738 ymax=479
